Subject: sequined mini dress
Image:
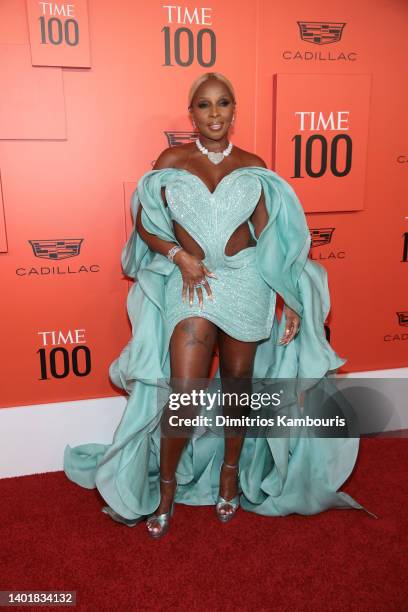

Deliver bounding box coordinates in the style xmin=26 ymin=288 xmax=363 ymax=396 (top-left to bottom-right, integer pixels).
xmin=163 ymin=169 xmax=276 ymax=342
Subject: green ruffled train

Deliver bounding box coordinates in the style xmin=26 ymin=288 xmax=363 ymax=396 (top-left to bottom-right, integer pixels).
xmin=64 ymin=167 xmax=365 ymax=520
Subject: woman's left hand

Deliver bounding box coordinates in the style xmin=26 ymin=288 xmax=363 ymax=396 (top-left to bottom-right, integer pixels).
xmin=278 ymin=305 xmax=301 ymax=345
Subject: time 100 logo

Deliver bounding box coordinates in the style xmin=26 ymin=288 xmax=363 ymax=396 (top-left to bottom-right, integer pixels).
xmin=38 ymin=3 xmax=79 ymax=46
xmin=37 ymin=329 xmax=91 ymax=380
xmin=162 ymin=5 xmax=216 ymax=67
xmin=291 ymin=111 xmax=353 ymax=178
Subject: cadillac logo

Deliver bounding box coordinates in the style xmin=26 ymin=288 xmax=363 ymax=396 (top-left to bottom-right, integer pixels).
xmin=396 ymin=311 xmax=408 ymax=327
xmin=310 ymin=228 xmax=335 ymax=247
xmin=297 ymin=21 xmax=346 ymax=45
xmin=164 ymin=131 xmax=197 ymax=146
xmin=28 ymin=238 xmax=83 ymax=260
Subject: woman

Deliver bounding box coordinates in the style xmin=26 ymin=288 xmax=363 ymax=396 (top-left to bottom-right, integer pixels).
xmin=64 ymin=72 xmax=364 ymax=538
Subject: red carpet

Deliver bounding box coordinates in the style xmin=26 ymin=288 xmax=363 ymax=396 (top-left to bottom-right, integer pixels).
xmin=1 ymin=438 xmax=407 ymax=611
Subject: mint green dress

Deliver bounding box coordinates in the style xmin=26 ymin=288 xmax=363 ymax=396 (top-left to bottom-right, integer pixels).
xmin=64 ymin=167 xmax=365 ymax=519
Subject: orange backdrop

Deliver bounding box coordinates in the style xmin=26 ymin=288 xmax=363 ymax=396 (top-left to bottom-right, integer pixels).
xmin=1 ymin=0 xmax=407 ymax=408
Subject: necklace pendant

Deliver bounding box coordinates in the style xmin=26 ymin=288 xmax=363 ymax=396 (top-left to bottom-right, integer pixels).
xmin=195 ymin=138 xmax=233 ymax=164
xmin=208 ymin=151 xmax=225 ymax=165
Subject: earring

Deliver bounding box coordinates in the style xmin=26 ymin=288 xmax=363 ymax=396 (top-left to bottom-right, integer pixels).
xmin=231 ymin=115 xmax=235 ymax=125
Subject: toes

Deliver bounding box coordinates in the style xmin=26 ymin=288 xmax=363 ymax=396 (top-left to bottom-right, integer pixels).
xmin=147 ymin=520 xmax=158 ymax=532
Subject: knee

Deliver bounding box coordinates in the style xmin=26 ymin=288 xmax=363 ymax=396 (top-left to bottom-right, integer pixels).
xmin=170 ymin=377 xmax=204 ymax=396
xmin=220 ymin=364 xmax=253 ymax=381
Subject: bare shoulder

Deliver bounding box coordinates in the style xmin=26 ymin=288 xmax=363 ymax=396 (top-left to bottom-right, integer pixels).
xmin=153 ymin=144 xmax=191 ymax=170
xmin=234 ymin=146 xmax=268 ymax=169
xmin=152 ymin=146 xmax=179 ymax=170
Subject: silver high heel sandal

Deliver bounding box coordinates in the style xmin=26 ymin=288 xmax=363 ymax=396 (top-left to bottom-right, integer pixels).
xmin=101 ymin=505 xmax=147 ymax=527
xmin=215 ymin=462 xmax=240 ymax=523
xmin=146 ymin=477 xmax=176 ymax=539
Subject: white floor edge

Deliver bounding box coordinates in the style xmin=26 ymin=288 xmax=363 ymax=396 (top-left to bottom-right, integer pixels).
xmin=1 ymin=367 xmax=407 ymax=479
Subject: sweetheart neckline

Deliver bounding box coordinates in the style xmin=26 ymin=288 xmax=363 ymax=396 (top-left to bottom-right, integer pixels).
xmin=172 ymin=166 xmax=264 ymax=196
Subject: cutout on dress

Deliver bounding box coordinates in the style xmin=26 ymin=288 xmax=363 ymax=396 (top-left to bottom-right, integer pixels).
xmin=224 ymin=222 xmax=257 ymax=256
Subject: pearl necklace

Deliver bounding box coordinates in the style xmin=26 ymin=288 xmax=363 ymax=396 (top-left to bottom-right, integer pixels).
xmin=195 ymin=138 xmax=233 ymax=165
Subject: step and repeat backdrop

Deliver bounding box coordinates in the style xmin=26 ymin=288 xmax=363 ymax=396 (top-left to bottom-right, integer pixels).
xmin=1 ymin=0 xmax=407 ymax=408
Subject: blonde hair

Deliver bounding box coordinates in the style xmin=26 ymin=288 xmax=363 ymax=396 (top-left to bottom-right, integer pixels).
xmin=188 ymin=72 xmax=236 ymax=109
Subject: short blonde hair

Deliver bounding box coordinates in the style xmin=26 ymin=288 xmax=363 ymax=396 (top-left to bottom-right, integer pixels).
xmin=188 ymin=72 xmax=236 ymax=109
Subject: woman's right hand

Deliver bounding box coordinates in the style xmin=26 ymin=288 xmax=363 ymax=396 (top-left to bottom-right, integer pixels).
xmin=173 ymin=250 xmax=216 ymax=308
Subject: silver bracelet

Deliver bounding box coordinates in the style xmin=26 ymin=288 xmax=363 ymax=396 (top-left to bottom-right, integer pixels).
xmin=167 ymin=245 xmax=183 ymax=262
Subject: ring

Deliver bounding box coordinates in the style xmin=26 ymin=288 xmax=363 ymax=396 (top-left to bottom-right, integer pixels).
xmin=194 ymin=281 xmax=204 ymax=288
